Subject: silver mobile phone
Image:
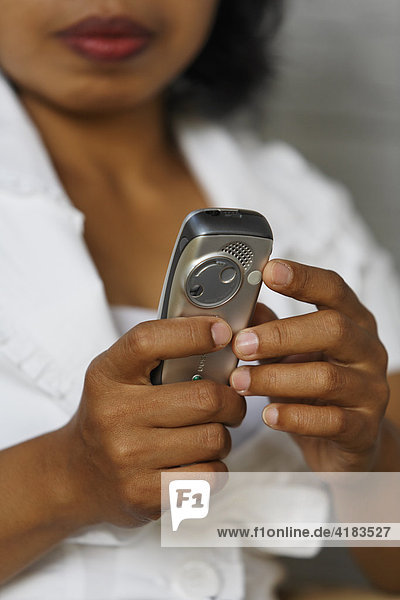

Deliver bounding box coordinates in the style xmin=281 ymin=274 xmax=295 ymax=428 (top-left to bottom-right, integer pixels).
xmin=150 ymin=208 xmax=273 ymax=385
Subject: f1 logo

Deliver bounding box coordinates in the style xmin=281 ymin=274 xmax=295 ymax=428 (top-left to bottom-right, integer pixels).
xmin=169 ymin=480 xmax=211 ymax=531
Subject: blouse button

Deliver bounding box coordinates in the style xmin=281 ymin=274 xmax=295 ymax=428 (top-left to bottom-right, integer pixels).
xmin=172 ymin=560 xmax=221 ymax=599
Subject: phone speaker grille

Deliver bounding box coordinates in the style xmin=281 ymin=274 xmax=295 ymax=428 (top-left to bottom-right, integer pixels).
xmin=221 ymin=241 xmax=254 ymax=271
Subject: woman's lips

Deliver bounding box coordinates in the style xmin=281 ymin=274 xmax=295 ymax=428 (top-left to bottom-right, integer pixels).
xmin=55 ymin=16 xmax=154 ymax=62
xmin=60 ymin=36 xmax=150 ymax=61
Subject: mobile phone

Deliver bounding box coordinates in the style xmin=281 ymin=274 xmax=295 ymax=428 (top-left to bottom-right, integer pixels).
xmin=150 ymin=208 xmax=273 ymax=385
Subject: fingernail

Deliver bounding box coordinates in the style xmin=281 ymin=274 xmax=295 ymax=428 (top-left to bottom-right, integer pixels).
xmin=263 ymin=406 xmax=279 ymax=426
xmin=211 ymin=321 xmax=231 ymax=346
xmin=271 ymin=262 xmax=292 ymax=286
xmin=231 ymin=368 xmax=251 ymax=393
xmin=235 ymin=331 xmax=259 ymax=356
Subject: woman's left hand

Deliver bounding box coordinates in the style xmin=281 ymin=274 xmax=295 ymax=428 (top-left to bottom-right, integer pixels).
xmin=230 ymin=259 xmax=390 ymax=472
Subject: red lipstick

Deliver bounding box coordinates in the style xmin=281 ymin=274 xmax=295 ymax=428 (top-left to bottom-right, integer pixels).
xmin=56 ymin=16 xmax=154 ymax=62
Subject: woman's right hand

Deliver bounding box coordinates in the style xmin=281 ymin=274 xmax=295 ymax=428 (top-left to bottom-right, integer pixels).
xmin=62 ymin=316 xmax=245 ymax=529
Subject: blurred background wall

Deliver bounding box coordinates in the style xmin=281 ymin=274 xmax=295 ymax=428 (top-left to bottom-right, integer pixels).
xmin=261 ymin=2 xmax=399 ymax=589
xmin=263 ymin=0 xmax=400 ymax=269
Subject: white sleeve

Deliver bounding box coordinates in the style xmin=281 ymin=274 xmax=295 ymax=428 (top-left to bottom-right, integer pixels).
xmin=355 ymin=237 xmax=400 ymax=374
xmin=320 ymin=185 xmax=400 ymax=375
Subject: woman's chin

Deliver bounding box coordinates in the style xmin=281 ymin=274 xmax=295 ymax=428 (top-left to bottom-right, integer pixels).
xmin=32 ymin=82 xmax=157 ymax=116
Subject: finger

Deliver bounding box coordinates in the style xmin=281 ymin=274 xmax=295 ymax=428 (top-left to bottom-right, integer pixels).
xmin=262 ymin=402 xmax=355 ymax=441
xmin=230 ymin=362 xmax=367 ymax=407
xmin=233 ymin=310 xmax=381 ymax=365
xmin=136 ymin=423 xmax=232 ymax=469
xmin=130 ymin=379 xmax=246 ymax=428
xmin=263 ymin=259 xmax=377 ymax=333
xmin=166 ymin=460 xmax=228 ymax=475
xmin=164 ymin=461 xmax=229 ymax=497
xmin=159 ymin=461 xmax=229 ymax=511
xmin=280 ymin=352 xmax=323 ymax=364
xmin=259 ymin=351 xmax=324 ymax=367
xmin=249 ymin=302 xmax=278 ymax=327
xmin=266 ymin=395 xmax=312 ymax=405
xmin=248 ymin=303 xmax=284 ymax=365
xmin=98 ymin=316 xmax=232 ymax=384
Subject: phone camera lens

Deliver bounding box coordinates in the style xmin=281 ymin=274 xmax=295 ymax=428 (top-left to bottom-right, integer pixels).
xmin=189 ymin=284 xmax=204 ymax=297
xmin=185 ymin=256 xmax=242 ymax=308
xmin=220 ymin=266 xmax=236 ymax=284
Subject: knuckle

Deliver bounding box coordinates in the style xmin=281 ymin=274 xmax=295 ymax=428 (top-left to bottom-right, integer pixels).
xmin=202 ymin=423 xmax=231 ymax=457
xmin=120 ymin=475 xmax=160 ymax=520
xmin=375 ymin=379 xmax=390 ymax=413
xmin=328 ymin=271 xmax=348 ymax=303
xmin=376 ymin=342 xmax=389 ymax=372
xmin=296 ymin=265 xmax=312 ymax=292
xmin=80 ymin=397 xmax=111 ymax=442
xmin=195 ymin=380 xmax=223 ymax=417
xmin=348 ymin=411 xmax=378 ymax=449
xmin=188 ymin=461 xmax=229 ymax=494
xmin=235 ymin=395 xmax=247 ymax=424
xmin=147 ymin=510 xmax=163 ymax=523
xmin=206 ymin=460 xmax=229 ymax=478
xmin=209 ymin=460 xmax=229 ymax=476
xmin=290 ymin=407 xmax=308 ymax=431
xmin=185 ymin=318 xmax=205 ymax=348
xmin=332 ymin=408 xmax=347 ymax=438
xmin=190 ymin=461 xmax=229 ymax=490
xmin=382 ymin=379 xmax=390 ymax=405
xmin=106 ymin=436 xmax=130 ymax=467
xmin=86 ymin=355 xmax=101 ymax=378
xmin=265 ymin=366 xmax=278 ymax=391
xmin=84 ymin=355 xmax=107 ymax=394
xmin=224 ymin=387 xmax=247 ymax=426
xmin=269 ymin=322 xmax=286 ymax=349
xmin=319 ymin=363 xmax=345 ymax=397
xmin=323 ymin=309 xmax=349 ymax=343
xmin=362 ymin=308 xmax=378 ymax=333
xmin=125 ymin=322 xmax=152 ymax=356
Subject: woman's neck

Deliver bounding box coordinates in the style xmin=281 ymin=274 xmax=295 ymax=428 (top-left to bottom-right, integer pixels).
xmin=18 ymin=91 xmax=180 ymax=202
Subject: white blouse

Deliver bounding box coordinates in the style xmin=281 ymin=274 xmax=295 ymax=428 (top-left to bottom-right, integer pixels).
xmin=1 ymin=69 xmax=400 ymax=600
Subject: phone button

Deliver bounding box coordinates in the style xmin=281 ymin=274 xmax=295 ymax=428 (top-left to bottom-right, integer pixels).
xmin=247 ymin=270 xmax=262 ymax=285
xmin=179 ymin=237 xmax=189 ymax=253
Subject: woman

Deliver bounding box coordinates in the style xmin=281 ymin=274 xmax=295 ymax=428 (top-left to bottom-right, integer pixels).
xmin=0 ymin=0 xmax=400 ymax=598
